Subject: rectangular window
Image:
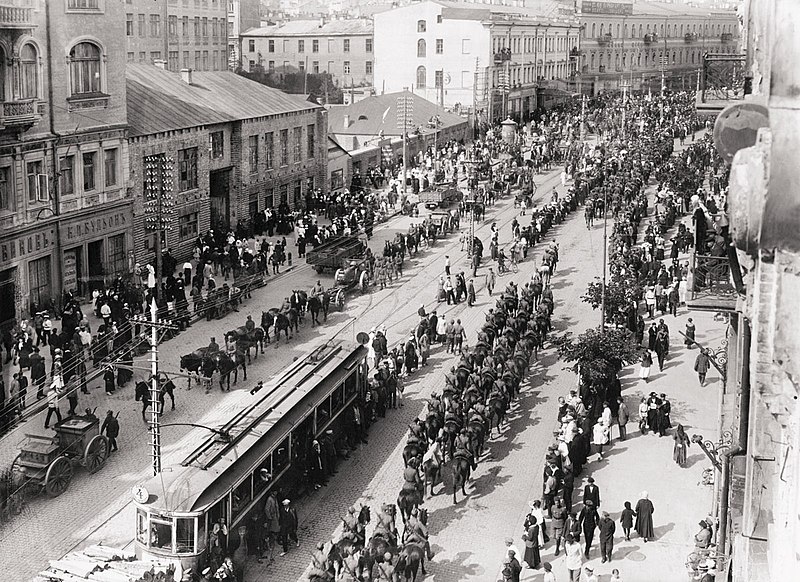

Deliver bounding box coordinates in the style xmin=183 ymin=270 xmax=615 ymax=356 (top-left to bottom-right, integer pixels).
xmin=202 ymin=50 xmax=208 ymax=70
xmin=169 ymin=50 xmax=179 ymax=71
xmin=202 ymin=17 xmax=208 ymax=37
xmin=150 ymin=14 xmax=161 ymax=37
xmin=265 ymin=132 xmax=274 ymax=168
xmin=213 ymin=51 xmax=219 ymax=70
xmin=82 ymin=151 xmax=96 ymax=191
xmin=168 ymin=15 xmax=177 ymax=36
xmin=366 ymin=60 xmax=373 ymax=74
xmin=150 ymin=51 xmax=161 ymax=64
xmin=139 ymin=51 xmax=146 ymax=63
xmin=138 ymin=14 xmax=146 ymax=36
xmin=59 ymin=155 xmax=74 ymax=196
xmin=327 ymin=61 xmax=334 ymax=73
xmin=193 ymin=16 xmax=199 ymax=36
xmin=179 ymin=212 xmax=199 ymax=240
xmin=248 ymin=39 xmax=255 ymax=52
xmin=127 ymin=52 xmax=134 ymax=62
xmin=265 ymin=187 xmax=274 ymax=209
xmin=366 ymin=38 xmax=372 ymax=53
xmin=343 ymin=38 xmax=350 ymax=52
xmin=268 ymin=39 xmax=274 ymax=53
xmin=279 ymin=129 xmax=289 ymax=166
xmin=126 ymin=13 xmax=133 ymax=36
xmin=436 ymin=39 xmax=443 ymax=54
xmin=182 ymin=16 xmax=188 ymax=36
xmin=268 ymin=61 xmax=274 ymax=71
xmin=210 ymin=131 xmax=224 ymax=158
xmin=68 ymin=0 xmax=99 ymax=8
xmin=183 ymin=50 xmax=189 ymax=67
xmin=293 ymin=127 xmax=302 ymax=163
xmin=312 ymin=61 xmax=319 ymax=74
xmin=107 ymin=233 xmax=126 ymax=277
xmin=27 ymin=160 xmax=45 ymax=203
xmin=279 ymin=183 xmax=288 ymax=205
xmin=0 ymin=167 xmax=11 ymax=211
xmin=248 ymin=134 xmax=259 ymax=173
xmin=194 ymin=50 xmax=201 ymax=67
xmin=298 ymin=39 xmax=304 ymax=53
xmin=435 ymin=70 xmax=443 ymax=88
xmin=328 ymin=39 xmax=334 ymax=52
xmin=462 ymin=38 xmax=471 ymax=54
xmin=283 ymin=40 xmax=289 ymax=52
xmin=28 ymin=256 xmax=51 ymax=309
xmin=294 ymin=181 xmax=302 ymax=205
xmin=330 ymin=168 xmax=343 ymax=190
xmin=343 ymin=61 xmax=350 ymax=74
xmin=178 ymin=147 xmax=198 ymax=191
xmin=104 ymin=148 xmax=117 ymax=187
xmin=312 ymin=39 xmax=319 ymax=53
xmin=307 ymin=124 xmax=315 ymax=159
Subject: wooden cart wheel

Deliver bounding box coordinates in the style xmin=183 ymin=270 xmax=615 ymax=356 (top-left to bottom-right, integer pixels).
xmin=84 ymin=434 xmax=110 ymax=474
xmin=335 ymin=290 xmax=345 ymax=311
xmin=359 ymin=272 xmax=368 ymax=294
xmin=44 ymin=456 xmax=73 ymax=498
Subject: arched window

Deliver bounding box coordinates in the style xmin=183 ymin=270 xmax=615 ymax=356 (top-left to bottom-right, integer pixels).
xmin=69 ymin=41 xmax=102 ymax=95
xmin=591 ymin=23 xmax=596 ymax=37
xmin=616 ymin=24 xmax=620 ymax=37
xmin=622 ymin=53 xmax=626 ymax=68
xmin=417 ymin=39 xmax=426 ymax=58
xmin=690 ymin=52 xmax=694 ymax=64
xmin=659 ymin=24 xmax=664 ymax=36
xmin=590 ymin=53 xmax=595 ymax=69
xmin=0 ymin=47 xmax=5 ymax=101
xmin=599 ymin=23 xmax=604 ymax=36
xmin=644 ymin=53 xmax=648 ymax=67
xmin=637 ymin=52 xmax=641 ymax=66
xmin=680 ymin=24 xmax=684 ymax=35
xmin=639 ymin=24 xmax=643 ymax=37
xmin=20 ymin=43 xmax=38 ymax=99
xmin=615 ymin=54 xmax=620 ymax=69
xmin=416 ymin=65 xmax=426 ymax=88
xmin=417 ymin=20 xmax=426 ymax=33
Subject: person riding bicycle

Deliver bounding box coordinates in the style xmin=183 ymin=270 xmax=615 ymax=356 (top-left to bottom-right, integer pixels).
xmin=497 ymin=249 xmax=507 ymax=274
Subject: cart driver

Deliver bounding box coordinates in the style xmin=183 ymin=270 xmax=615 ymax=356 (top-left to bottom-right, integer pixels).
xmin=280 ymin=297 xmax=291 ymax=313
xmin=311 ymin=280 xmax=325 ymax=297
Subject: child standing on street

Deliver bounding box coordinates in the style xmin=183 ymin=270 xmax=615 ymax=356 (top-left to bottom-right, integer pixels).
xmin=620 ymin=501 xmax=636 ymax=541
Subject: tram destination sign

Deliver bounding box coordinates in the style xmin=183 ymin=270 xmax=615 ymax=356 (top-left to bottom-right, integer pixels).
xmin=582 ymin=1 xmax=634 ymax=16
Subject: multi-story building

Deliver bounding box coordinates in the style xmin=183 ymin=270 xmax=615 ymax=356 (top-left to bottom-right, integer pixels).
xmin=240 ymin=19 xmax=374 ymax=88
xmin=0 ymin=0 xmax=129 ymax=327
xmin=228 ymin=0 xmax=261 ymax=70
xmin=573 ymin=0 xmax=739 ymax=93
xmin=126 ymin=64 xmax=327 ymax=262
xmin=373 ymin=1 xmax=581 ymax=123
xmin=124 ymin=0 xmax=228 ymax=72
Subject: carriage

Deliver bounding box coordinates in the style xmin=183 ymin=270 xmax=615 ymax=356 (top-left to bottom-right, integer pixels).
xmin=333 ymin=256 xmax=370 ymax=299
xmin=420 ymin=185 xmax=463 ymax=210
xmin=429 ymin=211 xmax=455 ymax=236
xmin=306 ymin=236 xmax=366 ymax=274
xmin=12 ymin=414 xmax=109 ymax=498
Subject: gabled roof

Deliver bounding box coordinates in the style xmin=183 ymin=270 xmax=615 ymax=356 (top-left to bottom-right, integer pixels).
xmin=126 ymin=65 xmax=321 ymax=136
xmin=328 ymin=135 xmax=351 ymax=155
xmin=327 ymin=90 xmax=467 ymax=137
xmin=242 ymin=18 xmax=372 ymax=37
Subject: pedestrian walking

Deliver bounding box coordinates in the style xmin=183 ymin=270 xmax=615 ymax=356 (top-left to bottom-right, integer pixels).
xmin=453 ymin=319 xmax=466 ymax=353
xmin=101 ymin=410 xmax=120 ymax=452
xmin=444 ymin=255 xmax=451 ymax=276
xmin=634 ymin=492 xmax=655 ymax=542
xmin=578 ymin=500 xmax=599 ymax=557
xmin=673 ymin=423 xmax=691 ymax=467
xmin=620 ymin=501 xmax=635 ymax=541
xmin=684 ymin=317 xmax=696 ymax=347
xmin=616 ymin=396 xmax=629 ymax=441
xmin=592 ymin=419 xmax=608 ymax=461
xmin=486 ymin=267 xmax=496 ymax=296
xmin=44 ymin=382 xmax=63 ymax=429
xmin=467 ymin=279 xmax=476 ymax=306
xmin=639 ymin=349 xmax=652 ymax=382
xmin=550 ymin=497 xmax=567 ymax=555
xmin=583 ymin=476 xmax=600 ymax=508
xmin=278 ymin=499 xmax=299 ymax=556
xmin=598 ymin=511 xmax=615 ymax=563
xmin=563 ymin=534 xmax=582 ymax=582
xmin=694 ymin=348 xmax=711 ymax=386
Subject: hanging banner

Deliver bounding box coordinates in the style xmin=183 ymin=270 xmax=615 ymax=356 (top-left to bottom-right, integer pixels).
xmin=63 ymin=250 xmax=78 ymax=294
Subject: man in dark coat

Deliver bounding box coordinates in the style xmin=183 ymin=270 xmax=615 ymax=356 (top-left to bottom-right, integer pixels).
xmin=279 ymin=499 xmax=299 ymax=555
xmin=583 ymin=476 xmax=601 ymax=508
xmin=101 ymin=410 xmax=120 ymax=452
xmin=598 ymin=511 xmax=616 ymax=563
xmin=578 ymin=500 xmax=600 ymax=557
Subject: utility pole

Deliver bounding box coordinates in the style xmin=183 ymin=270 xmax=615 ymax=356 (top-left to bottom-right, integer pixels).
xmin=131 ymin=300 xmax=178 ymax=476
xmin=600 ymin=186 xmax=608 ymax=332
xmin=397 ymin=91 xmax=413 ymax=196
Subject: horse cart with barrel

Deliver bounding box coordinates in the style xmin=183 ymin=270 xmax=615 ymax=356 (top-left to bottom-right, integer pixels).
xmin=306 ymin=236 xmax=366 ymax=274
xmin=12 ymin=414 xmax=109 ymax=498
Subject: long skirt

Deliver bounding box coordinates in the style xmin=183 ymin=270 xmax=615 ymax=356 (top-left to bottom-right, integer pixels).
xmin=639 ymin=364 xmax=651 ymax=380
xmin=523 ymin=544 xmax=540 ymax=569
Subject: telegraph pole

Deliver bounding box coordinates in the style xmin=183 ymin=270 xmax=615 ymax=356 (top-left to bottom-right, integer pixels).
xmin=397 ymin=91 xmax=414 ymax=196
xmin=132 ymin=299 xmax=178 ymax=476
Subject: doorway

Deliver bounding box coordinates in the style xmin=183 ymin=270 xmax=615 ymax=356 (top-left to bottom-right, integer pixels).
xmin=210 ymin=168 xmax=231 ymax=232
xmin=87 ymin=240 xmax=104 ymax=293
xmin=0 ymin=267 xmax=16 ymax=328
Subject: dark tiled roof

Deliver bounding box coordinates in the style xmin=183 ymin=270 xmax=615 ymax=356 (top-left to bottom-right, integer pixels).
xmin=242 ymin=19 xmax=372 ymax=37
xmin=126 ymin=64 xmax=321 ymax=136
xmin=327 ymin=90 xmax=467 ymax=137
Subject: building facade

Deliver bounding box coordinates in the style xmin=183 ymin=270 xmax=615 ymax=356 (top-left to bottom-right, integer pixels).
xmin=574 ymin=0 xmax=740 ymax=93
xmin=228 ymin=0 xmax=261 ymax=70
xmin=126 ymin=65 xmax=326 ymax=263
xmin=0 ymin=0 xmax=130 ymax=328
xmin=373 ymin=1 xmax=580 ymax=122
xmin=124 ymin=0 xmax=228 ymax=72
xmin=240 ymin=19 xmax=373 ymax=88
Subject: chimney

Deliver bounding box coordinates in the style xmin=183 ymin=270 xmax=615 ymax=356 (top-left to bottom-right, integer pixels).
xmin=319 ymin=16 xmax=326 ymax=28
xmin=343 ymin=114 xmax=350 ymax=129
xmin=154 ymin=59 xmax=167 ymax=70
xmin=180 ymin=68 xmax=193 ymax=84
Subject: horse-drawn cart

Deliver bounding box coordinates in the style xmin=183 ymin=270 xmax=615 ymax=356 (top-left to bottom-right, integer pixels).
xmin=12 ymin=415 xmax=109 ymax=498
xmin=333 ymin=256 xmax=370 ymax=305
xmin=306 ymin=237 xmax=365 ymax=274
xmin=420 ymin=185 xmax=463 ymax=210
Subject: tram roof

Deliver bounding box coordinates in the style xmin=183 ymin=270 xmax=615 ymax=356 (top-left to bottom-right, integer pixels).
xmin=136 ymin=339 xmax=366 ymax=514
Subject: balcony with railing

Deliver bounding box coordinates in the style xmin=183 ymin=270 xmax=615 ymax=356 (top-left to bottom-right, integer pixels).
xmin=687 ymin=251 xmax=738 ymax=311
xmin=684 ymin=32 xmax=698 ymax=43
xmin=696 ymin=53 xmax=748 ymax=114
xmin=0 ymin=98 xmax=44 ymax=130
xmin=643 ymin=33 xmax=658 ymax=45
xmin=0 ymin=3 xmax=35 ymax=30
xmin=597 ymin=34 xmax=612 ymax=47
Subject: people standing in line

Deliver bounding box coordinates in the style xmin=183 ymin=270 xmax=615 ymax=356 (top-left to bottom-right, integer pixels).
xmin=578 ymin=500 xmax=600 ymax=557
xmin=550 ymin=497 xmax=567 ymax=556
xmin=563 ymin=534 xmax=582 ymax=582
xmin=598 ymin=511 xmax=616 ymax=563
xmin=620 ymin=501 xmax=636 ymax=541
xmin=634 ymin=492 xmax=655 ymax=542
xmin=616 ymin=396 xmax=629 ymax=441
xmin=522 ymin=516 xmax=541 ymax=569
xmin=503 ymin=550 xmax=522 ymax=582
xmin=694 ymin=348 xmax=711 ymax=386
xmin=639 ymin=349 xmax=652 ymax=383
xmin=278 ymin=498 xmax=299 ymax=556
xmin=503 ymin=537 xmax=522 ymax=566
xmin=101 ymin=410 xmax=120 ymax=452
xmin=673 ymin=424 xmax=691 ymax=467
xmin=638 ymin=396 xmax=649 ymax=434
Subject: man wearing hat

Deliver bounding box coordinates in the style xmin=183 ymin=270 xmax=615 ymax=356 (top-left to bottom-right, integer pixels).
xmin=503 ymin=537 xmax=521 ymax=566
xmin=598 ymin=510 xmax=616 ymax=563
xmin=278 ymin=498 xmax=299 ymax=556
xmin=583 ymin=476 xmax=601 ymax=508
xmin=578 ymin=499 xmax=600 ymax=558
xmin=583 ymin=564 xmax=598 ymax=582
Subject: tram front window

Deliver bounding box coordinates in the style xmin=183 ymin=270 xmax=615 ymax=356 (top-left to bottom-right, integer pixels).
xmin=150 ymin=517 xmax=174 ymax=550
xmin=136 ymin=509 xmax=148 ymax=544
xmin=176 ymin=517 xmax=195 ymax=553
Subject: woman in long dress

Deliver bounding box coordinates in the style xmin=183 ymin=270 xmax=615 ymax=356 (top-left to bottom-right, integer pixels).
xmin=639 ymin=349 xmax=652 ymax=382
xmin=684 ymin=318 xmax=696 ymax=347
xmin=673 ymin=424 xmax=691 ymax=467
xmin=634 ymin=491 xmax=655 ymax=542
xmin=522 ymin=516 xmax=541 ymax=569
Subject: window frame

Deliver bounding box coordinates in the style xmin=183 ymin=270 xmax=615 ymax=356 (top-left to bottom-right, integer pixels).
xmin=178 ymin=211 xmax=199 ymax=241
xmin=178 ymin=147 xmax=198 ymax=191
xmin=417 ymin=20 xmax=426 ymax=33
xmin=68 ymin=41 xmax=104 ymax=97
xmin=104 ymin=148 xmax=118 ymax=188
xmin=0 ymin=166 xmax=11 ymax=211
xmin=248 ymin=134 xmax=259 ymax=174
xmin=210 ymin=131 xmax=224 ymax=158
xmin=19 ymin=43 xmax=39 ymax=100
xmin=436 ymin=38 xmax=443 ymax=54
xmin=82 ymin=150 xmax=96 ymax=192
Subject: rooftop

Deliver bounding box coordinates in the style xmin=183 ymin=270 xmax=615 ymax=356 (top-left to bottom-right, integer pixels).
xmin=327 ymin=90 xmax=467 ymax=138
xmin=126 ymin=65 xmax=320 ymax=136
xmin=242 ymin=18 xmax=373 ymax=37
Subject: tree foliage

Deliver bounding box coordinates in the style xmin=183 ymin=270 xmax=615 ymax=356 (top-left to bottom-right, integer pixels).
xmin=582 ymin=275 xmax=642 ymax=326
xmin=237 ymin=68 xmax=344 ymax=104
xmin=555 ymin=327 xmax=642 ymax=384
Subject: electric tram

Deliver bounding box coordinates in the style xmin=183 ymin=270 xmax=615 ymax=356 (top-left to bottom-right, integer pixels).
xmin=131 ymin=338 xmax=369 ymax=570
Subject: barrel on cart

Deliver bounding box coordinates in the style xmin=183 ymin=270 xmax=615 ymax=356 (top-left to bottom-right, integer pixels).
xmin=12 ymin=415 xmax=109 ymax=498
xmin=306 ymin=237 xmax=365 ymax=274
